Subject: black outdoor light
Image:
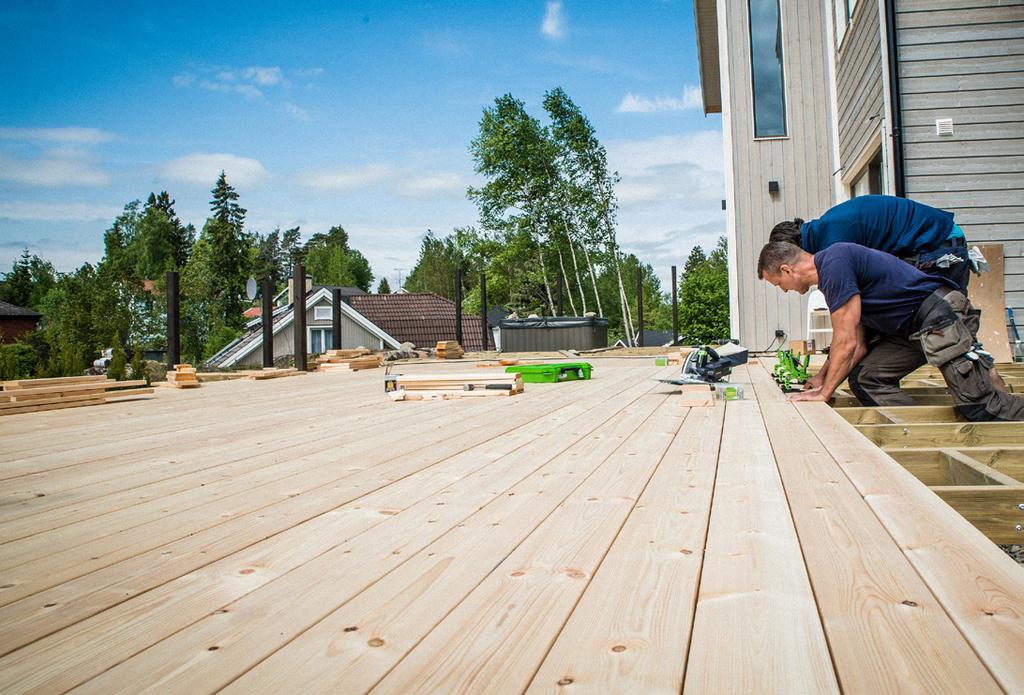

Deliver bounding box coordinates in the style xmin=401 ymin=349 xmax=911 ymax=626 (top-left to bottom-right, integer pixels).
xmin=768 ymin=180 xmax=780 ymax=194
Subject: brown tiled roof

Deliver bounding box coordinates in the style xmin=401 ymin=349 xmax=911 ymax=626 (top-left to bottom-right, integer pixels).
xmin=0 ymin=300 xmax=42 ymax=318
xmin=348 ymin=293 xmax=492 ymax=351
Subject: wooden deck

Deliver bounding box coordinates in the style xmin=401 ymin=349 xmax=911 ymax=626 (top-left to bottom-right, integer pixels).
xmin=0 ymin=358 xmax=1022 ymax=693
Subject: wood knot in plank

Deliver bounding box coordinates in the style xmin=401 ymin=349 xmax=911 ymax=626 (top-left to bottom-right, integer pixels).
xmin=367 ymin=637 xmax=385 ymax=647
xmin=557 ymin=677 xmax=574 ymax=686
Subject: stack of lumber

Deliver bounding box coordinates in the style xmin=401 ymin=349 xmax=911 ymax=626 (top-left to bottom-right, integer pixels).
xmin=241 ymin=367 xmax=306 ymax=380
xmin=164 ymin=364 xmax=200 ymax=389
xmin=390 ymin=371 xmax=523 ymax=401
xmin=0 ymin=375 xmax=152 ymax=416
xmin=436 ymin=341 xmax=464 ymax=359
xmin=316 ymin=349 xmax=383 ymax=373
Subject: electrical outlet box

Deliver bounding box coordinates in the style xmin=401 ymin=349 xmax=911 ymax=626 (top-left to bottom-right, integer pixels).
xmin=775 ymin=329 xmax=786 ymax=338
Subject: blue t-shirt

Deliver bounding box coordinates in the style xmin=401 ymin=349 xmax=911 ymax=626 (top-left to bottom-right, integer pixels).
xmin=801 ymin=195 xmax=955 ymax=257
xmin=815 ymin=243 xmax=957 ymax=336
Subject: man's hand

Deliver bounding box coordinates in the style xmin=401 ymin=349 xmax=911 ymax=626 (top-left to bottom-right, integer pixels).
xmin=803 ymin=372 xmax=824 ymax=390
xmin=789 ymin=387 xmax=829 ymax=402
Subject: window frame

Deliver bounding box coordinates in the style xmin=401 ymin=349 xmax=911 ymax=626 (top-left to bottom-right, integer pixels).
xmin=308 ymin=327 xmax=334 ymax=354
xmin=748 ymin=0 xmax=789 ymax=140
xmin=313 ymin=306 xmax=332 ymax=321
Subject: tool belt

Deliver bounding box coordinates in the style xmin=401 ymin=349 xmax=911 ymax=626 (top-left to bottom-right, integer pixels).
xmin=909 ymin=288 xmax=981 ymax=367
xmin=899 ymin=235 xmax=966 ymax=267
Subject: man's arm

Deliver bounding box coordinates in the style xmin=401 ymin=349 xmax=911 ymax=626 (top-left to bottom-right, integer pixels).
xmin=805 ymin=356 xmax=829 ymax=390
xmin=790 ymin=295 xmax=867 ymax=402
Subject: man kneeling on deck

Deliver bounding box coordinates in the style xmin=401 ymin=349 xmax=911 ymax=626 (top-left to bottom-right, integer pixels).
xmin=756 ymin=241 xmax=1024 ymax=421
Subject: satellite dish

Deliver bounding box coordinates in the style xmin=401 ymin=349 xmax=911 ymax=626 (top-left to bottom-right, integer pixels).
xmin=246 ymin=278 xmax=258 ymax=300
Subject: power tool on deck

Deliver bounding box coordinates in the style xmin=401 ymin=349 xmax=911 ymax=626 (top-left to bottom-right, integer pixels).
xmin=659 ymin=343 xmax=749 ymax=386
xmin=773 ymin=349 xmax=810 ymax=392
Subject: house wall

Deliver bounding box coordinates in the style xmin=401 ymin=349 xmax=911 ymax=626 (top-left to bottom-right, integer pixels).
xmin=234 ymin=298 xmax=382 ymax=368
xmin=835 ymin=0 xmax=886 ymax=174
xmin=895 ymin=0 xmax=1024 ymax=328
xmin=0 ymin=318 xmax=39 ymax=344
xmin=719 ymin=0 xmax=836 ymax=348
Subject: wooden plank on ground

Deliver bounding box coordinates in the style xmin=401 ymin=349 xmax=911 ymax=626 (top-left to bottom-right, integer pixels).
xmin=682 ymin=393 xmax=838 ymax=693
xmin=800 ymin=403 xmax=1024 ymax=692
xmin=749 ymin=365 xmax=1002 ymax=693
xmin=524 ymin=404 xmax=724 ymax=693
xmin=366 ymin=399 xmax=685 ymax=694
xmin=224 ymin=393 xmax=677 ymax=694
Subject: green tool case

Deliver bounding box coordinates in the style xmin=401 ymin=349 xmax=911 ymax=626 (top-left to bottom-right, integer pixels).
xmin=504 ymin=362 xmax=592 ymax=383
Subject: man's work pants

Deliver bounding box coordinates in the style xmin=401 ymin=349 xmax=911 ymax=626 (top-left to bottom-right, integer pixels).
xmin=848 ymin=290 xmax=1024 ymax=421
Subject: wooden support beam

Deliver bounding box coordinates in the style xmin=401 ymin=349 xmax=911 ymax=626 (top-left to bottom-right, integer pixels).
xmin=929 ymin=486 xmax=1024 ymax=544
xmin=856 ymin=422 xmax=1024 ymax=448
xmin=834 ymin=405 xmax=960 ymax=425
xmin=887 ymin=448 xmax=1024 ymax=486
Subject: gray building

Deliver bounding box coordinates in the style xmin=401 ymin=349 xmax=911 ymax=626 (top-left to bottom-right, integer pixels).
xmin=695 ymin=0 xmax=1023 ymax=350
xmin=207 ymin=287 xmax=401 ymax=369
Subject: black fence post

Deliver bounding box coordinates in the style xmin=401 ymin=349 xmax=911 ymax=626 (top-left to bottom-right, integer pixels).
xmin=556 ymin=272 xmax=564 ymax=316
xmin=480 ymin=273 xmax=488 ymax=350
xmin=331 ymin=288 xmax=342 ymax=350
xmin=636 ymin=266 xmax=644 ymax=347
xmin=261 ymin=278 xmax=274 ymax=368
xmin=671 ymin=265 xmax=679 ymax=346
xmin=455 ymin=268 xmax=463 ymax=346
xmin=166 ymin=271 xmax=180 ymax=370
xmin=293 ymin=264 xmax=307 ymax=371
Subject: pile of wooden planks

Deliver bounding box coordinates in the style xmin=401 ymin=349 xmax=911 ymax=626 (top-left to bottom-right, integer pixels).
xmin=164 ymin=364 xmax=200 ymax=389
xmin=0 ymin=375 xmax=153 ymax=416
xmin=436 ymin=341 xmax=464 ymax=359
xmin=390 ymin=371 xmax=523 ymax=401
xmin=241 ymin=367 xmax=306 ymax=381
xmin=316 ymin=349 xmax=383 ymax=373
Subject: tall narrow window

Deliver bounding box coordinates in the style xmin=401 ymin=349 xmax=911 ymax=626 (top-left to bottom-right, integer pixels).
xmin=749 ymin=0 xmax=787 ymax=137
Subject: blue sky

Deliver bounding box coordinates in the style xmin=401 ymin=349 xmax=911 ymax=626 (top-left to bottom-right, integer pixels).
xmin=0 ymin=0 xmax=724 ymax=290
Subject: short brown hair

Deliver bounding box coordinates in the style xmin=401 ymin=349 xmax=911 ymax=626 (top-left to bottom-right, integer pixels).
xmin=768 ymin=218 xmax=804 ymax=247
xmin=757 ymin=241 xmax=803 ymax=279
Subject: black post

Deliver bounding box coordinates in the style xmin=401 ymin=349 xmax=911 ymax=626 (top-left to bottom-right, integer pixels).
xmin=261 ymin=278 xmax=274 ymax=368
xmin=556 ymin=272 xmax=564 ymax=316
xmin=331 ymin=288 xmax=342 ymax=350
xmin=293 ymin=264 xmax=307 ymax=371
xmin=480 ymin=273 xmax=488 ymax=350
xmin=166 ymin=271 xmax=180 ymax=370
xmin=455 ymin=268 xmax=463 ymax=346
xmin=671 ymin=265 xmax=679 ymax=346
xmin=636 ymin=266 xmax=644 ymax=347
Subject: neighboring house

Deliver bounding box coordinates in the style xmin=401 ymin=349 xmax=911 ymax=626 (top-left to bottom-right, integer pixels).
xmin=694 ymin=0 xmax=1023 ymax=349
xmin=207 ymin=287 xmax=400 ymax=369
xmin=348 ymin=293 xmax=493 ymax=351
xmin=0 ymin=301 xmax=42 ymax=344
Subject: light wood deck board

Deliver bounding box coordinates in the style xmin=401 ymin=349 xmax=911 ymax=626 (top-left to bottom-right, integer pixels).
xmin=0 ymin=360 xmax=1018 ymax=693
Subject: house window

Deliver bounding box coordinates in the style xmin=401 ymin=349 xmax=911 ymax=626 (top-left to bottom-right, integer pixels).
xmin=314 ymin=306 xmax=332 ymax=321
xmin=309 ymin=327 xmax=334 ymax=354
xmin=749 ymin=0 xmax=787 ymax=138
xmin=850 ymin=149 xmax=883 ymax=198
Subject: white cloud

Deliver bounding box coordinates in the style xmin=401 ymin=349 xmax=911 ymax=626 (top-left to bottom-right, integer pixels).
xmin=0 ymin=148 xmax=110 ymax=187
xmin=283 ymin=102 xmax=311 ymax=122
xmin=172 ymin=72 xmax=195 ymax=88
xmin=541 ymin=1 xmax=566 ymax=39
xmin=304 ymin=164 xmax=396 ymax=191
xmin=242 ymin=66 xmax=284 ymax=86
xmin=199 ymin=80 xmax=263 ymax=100
xmin=0 ymin=127 xmax=115 ymax=144
xmin=394 ymin=172 xmax=466 ymax=199
xmin=616 ymin=86 xmax=703 ymax=113
xmin=0 ymin=201 xmax=120 ymax=221
xmin=162 ymin=152 xmax=270 ymax=187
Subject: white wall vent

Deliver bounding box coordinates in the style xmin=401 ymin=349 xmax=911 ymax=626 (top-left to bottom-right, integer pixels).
xmin=935 ymin=118 xmax=954 ymax=136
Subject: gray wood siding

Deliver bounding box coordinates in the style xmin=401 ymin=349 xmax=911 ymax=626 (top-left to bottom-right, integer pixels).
xmin=723 ymin=0 xmax=836 ymax=348
xmin=836 ymin=0 xmax=885 ymax=170
xmin=897 ymin=0 xmax=1024 ymax=335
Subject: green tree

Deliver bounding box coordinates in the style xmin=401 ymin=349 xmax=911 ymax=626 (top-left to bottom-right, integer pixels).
xmin=0 ymin=249 xmax=55 ymax=310
xmin=376 ymin=277 xmax=391 ymax=294
xmin=108 ymin=332 xmax=127 ymax=380
xmin=303 ymin=225 xmax=374 ymax=291
xmin=210 ymin=171 xmax=246 ymax=231
xmin=0 ymin=341 xmax=37 ymax=380
xmin=146 ymin=191 xmax=195 ymax=269
xmin=130 ymin=344 xmax=149 ymax=384
xmin=200 ymin=174 xmax=252 ymax=329
xmin=404 ymin=230 xmax=468 ymax=299
xmin=678 ymin=237 xmax=730 ymax=343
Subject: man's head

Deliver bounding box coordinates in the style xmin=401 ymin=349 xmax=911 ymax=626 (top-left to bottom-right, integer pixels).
xmin=757 ymin=241 xmax=816 ymax=293
xmin=768 ymin=218 xmax=805 ymax=247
